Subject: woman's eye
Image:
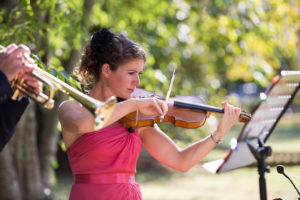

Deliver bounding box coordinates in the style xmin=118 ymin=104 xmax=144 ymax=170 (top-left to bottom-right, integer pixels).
xmin=128 ymin=71 xmax=142 ymax=75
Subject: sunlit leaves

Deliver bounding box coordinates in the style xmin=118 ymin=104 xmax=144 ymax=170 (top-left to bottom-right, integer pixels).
xmin=1 ymin=0 xmax=299 ymax=142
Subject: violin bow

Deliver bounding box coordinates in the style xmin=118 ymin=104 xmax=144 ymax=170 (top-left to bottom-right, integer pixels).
xmin=165 ymin=68 xmax=176 ymax=103
xmin=160 ymin=68 xmax=176 ymax=121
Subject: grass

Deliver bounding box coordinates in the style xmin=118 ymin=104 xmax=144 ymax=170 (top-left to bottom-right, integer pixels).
xmin=54 ymin=165 xmax=300 ymax=200
xmin=137 ymin=165 xmax=300 ymax=200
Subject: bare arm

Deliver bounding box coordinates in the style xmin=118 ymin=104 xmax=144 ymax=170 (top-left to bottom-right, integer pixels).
xmin=58 ymin=97 xmax=168 ymax=147
xmin=103 ymin=99 xmax=138 ymax=126
xmin=139 ymin=102 xmax=241 ymax=172
xmin=58 ymin=100 xmax=95 ymax=134
xmin=59 ymin=97 xmax=167 ymax=133
xmin=103 ymin=97 xmax=168 ymax=127
xmin=58 ymin=99 xmax=139 ymax=134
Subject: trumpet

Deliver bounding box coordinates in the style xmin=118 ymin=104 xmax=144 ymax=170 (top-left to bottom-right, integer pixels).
xmin=0 ymin=45 xmax=116 ymax=129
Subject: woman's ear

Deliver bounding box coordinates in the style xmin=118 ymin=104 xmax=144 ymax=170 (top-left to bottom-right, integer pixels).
xmin=101 ymin=63 xmax=111 ymax=78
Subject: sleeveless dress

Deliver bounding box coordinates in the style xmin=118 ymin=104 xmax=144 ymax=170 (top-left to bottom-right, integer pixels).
xmin=67 ymin=123 xmax=142 ymax=200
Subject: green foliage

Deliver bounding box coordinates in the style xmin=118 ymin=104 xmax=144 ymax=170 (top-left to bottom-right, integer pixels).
xmin=1 ymin=0 xmax=299 ymax=143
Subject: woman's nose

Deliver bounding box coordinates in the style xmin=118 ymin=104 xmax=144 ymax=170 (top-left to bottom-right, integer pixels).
xmin=134 ymin=75 xmax=140 ymax=86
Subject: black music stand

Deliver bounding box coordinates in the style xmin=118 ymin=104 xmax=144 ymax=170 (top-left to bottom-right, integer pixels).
xmin=203 ymin=70 xmax=300 ymax=200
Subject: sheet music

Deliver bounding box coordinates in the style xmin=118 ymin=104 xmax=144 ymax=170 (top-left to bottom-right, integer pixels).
xmin=203 ymin=70 xmax=300 ymax=173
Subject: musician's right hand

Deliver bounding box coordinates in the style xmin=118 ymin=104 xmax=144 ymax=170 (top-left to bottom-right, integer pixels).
xmin=0 ymin=43 xmax=36 ymax=82
xmin=134 ymin=98 xmax=168 ymax=116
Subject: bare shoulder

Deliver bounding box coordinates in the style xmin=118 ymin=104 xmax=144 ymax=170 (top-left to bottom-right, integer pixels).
xmin=58 ymin=100 xmax=94 ymax=134
xmin=59 ymin=100 xmax=81 ymax=112
xmin=58 ymin=100 xmax=81 ymax=120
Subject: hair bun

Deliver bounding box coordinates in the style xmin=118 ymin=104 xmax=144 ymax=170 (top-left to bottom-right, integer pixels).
xmin=91 ymin=28 xmax=114 ymax=51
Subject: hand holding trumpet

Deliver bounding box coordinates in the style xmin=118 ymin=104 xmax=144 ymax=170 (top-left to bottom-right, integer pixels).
xmin=0 ymin=44 xmax=42 ymax=98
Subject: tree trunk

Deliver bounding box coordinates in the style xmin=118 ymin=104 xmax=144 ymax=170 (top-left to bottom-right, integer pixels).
xmin=0 ymin=0 xmax=97 ymax=199
xmin=0 ymin=147 xmax=22 ymax=200
xmin=36 ymin=100 xmax=62 ymax=195
xmin=21 ymin=103 xmax=44 ymax=200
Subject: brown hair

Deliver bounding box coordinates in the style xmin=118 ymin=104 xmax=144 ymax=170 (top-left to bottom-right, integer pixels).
xmin=76 ymin=28 xmax=146 ymax=89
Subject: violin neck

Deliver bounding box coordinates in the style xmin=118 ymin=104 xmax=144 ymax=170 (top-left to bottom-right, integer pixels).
xmin=174 ymin=100 xmax=224 ymax=113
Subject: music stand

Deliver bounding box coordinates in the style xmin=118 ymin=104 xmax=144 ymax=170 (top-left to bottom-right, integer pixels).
xmin=203 ymin=70 xmax=300 ymax=200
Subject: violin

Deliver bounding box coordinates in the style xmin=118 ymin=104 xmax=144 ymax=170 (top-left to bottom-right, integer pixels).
xmin=120 ymin=88 xmax=251 ymax=129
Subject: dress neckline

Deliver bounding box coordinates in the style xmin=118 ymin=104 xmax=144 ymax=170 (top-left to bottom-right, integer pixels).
xmin=66 ymin=123 xmax=123 ymax=151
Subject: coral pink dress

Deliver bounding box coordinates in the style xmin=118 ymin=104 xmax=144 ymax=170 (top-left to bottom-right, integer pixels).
xmin=67 ymin=123 xmax=142 ymax=200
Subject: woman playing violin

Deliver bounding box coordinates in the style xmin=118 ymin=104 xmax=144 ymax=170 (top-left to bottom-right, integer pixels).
xmin=58 ymin=28 xmax=241 ymax=200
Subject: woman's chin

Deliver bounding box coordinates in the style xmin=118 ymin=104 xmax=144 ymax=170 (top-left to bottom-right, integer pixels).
xmin=119 ymin=94 xmax=130 ymax=100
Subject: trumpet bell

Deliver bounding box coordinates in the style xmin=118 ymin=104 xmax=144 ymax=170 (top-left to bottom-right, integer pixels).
xmin=94 ymin=96 xmax=117 ymax=129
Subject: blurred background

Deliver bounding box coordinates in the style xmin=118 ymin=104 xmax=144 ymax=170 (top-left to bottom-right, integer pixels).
xmin=0 ymin=0 xmax=300 ymax=199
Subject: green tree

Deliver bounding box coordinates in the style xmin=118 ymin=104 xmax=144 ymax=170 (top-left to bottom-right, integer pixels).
xmin=0 ymin=0 xmax=95 ymax=199
xmin=0 ymin=0 xmax=300 ymax=199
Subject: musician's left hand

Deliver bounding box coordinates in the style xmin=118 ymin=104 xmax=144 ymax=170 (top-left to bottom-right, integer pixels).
xmin=213 ymin=101 xmax=241 ymax=140
xmin=17 ymin=71 xmax=42 ymax=98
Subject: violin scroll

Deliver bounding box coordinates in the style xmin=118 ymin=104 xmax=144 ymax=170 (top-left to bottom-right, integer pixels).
xmin=239 ymin=111 xmax=251 ymax=123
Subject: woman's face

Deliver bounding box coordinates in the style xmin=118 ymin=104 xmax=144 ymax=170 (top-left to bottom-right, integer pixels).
xmin=108 ymin=59 xmax=144 ymax=99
